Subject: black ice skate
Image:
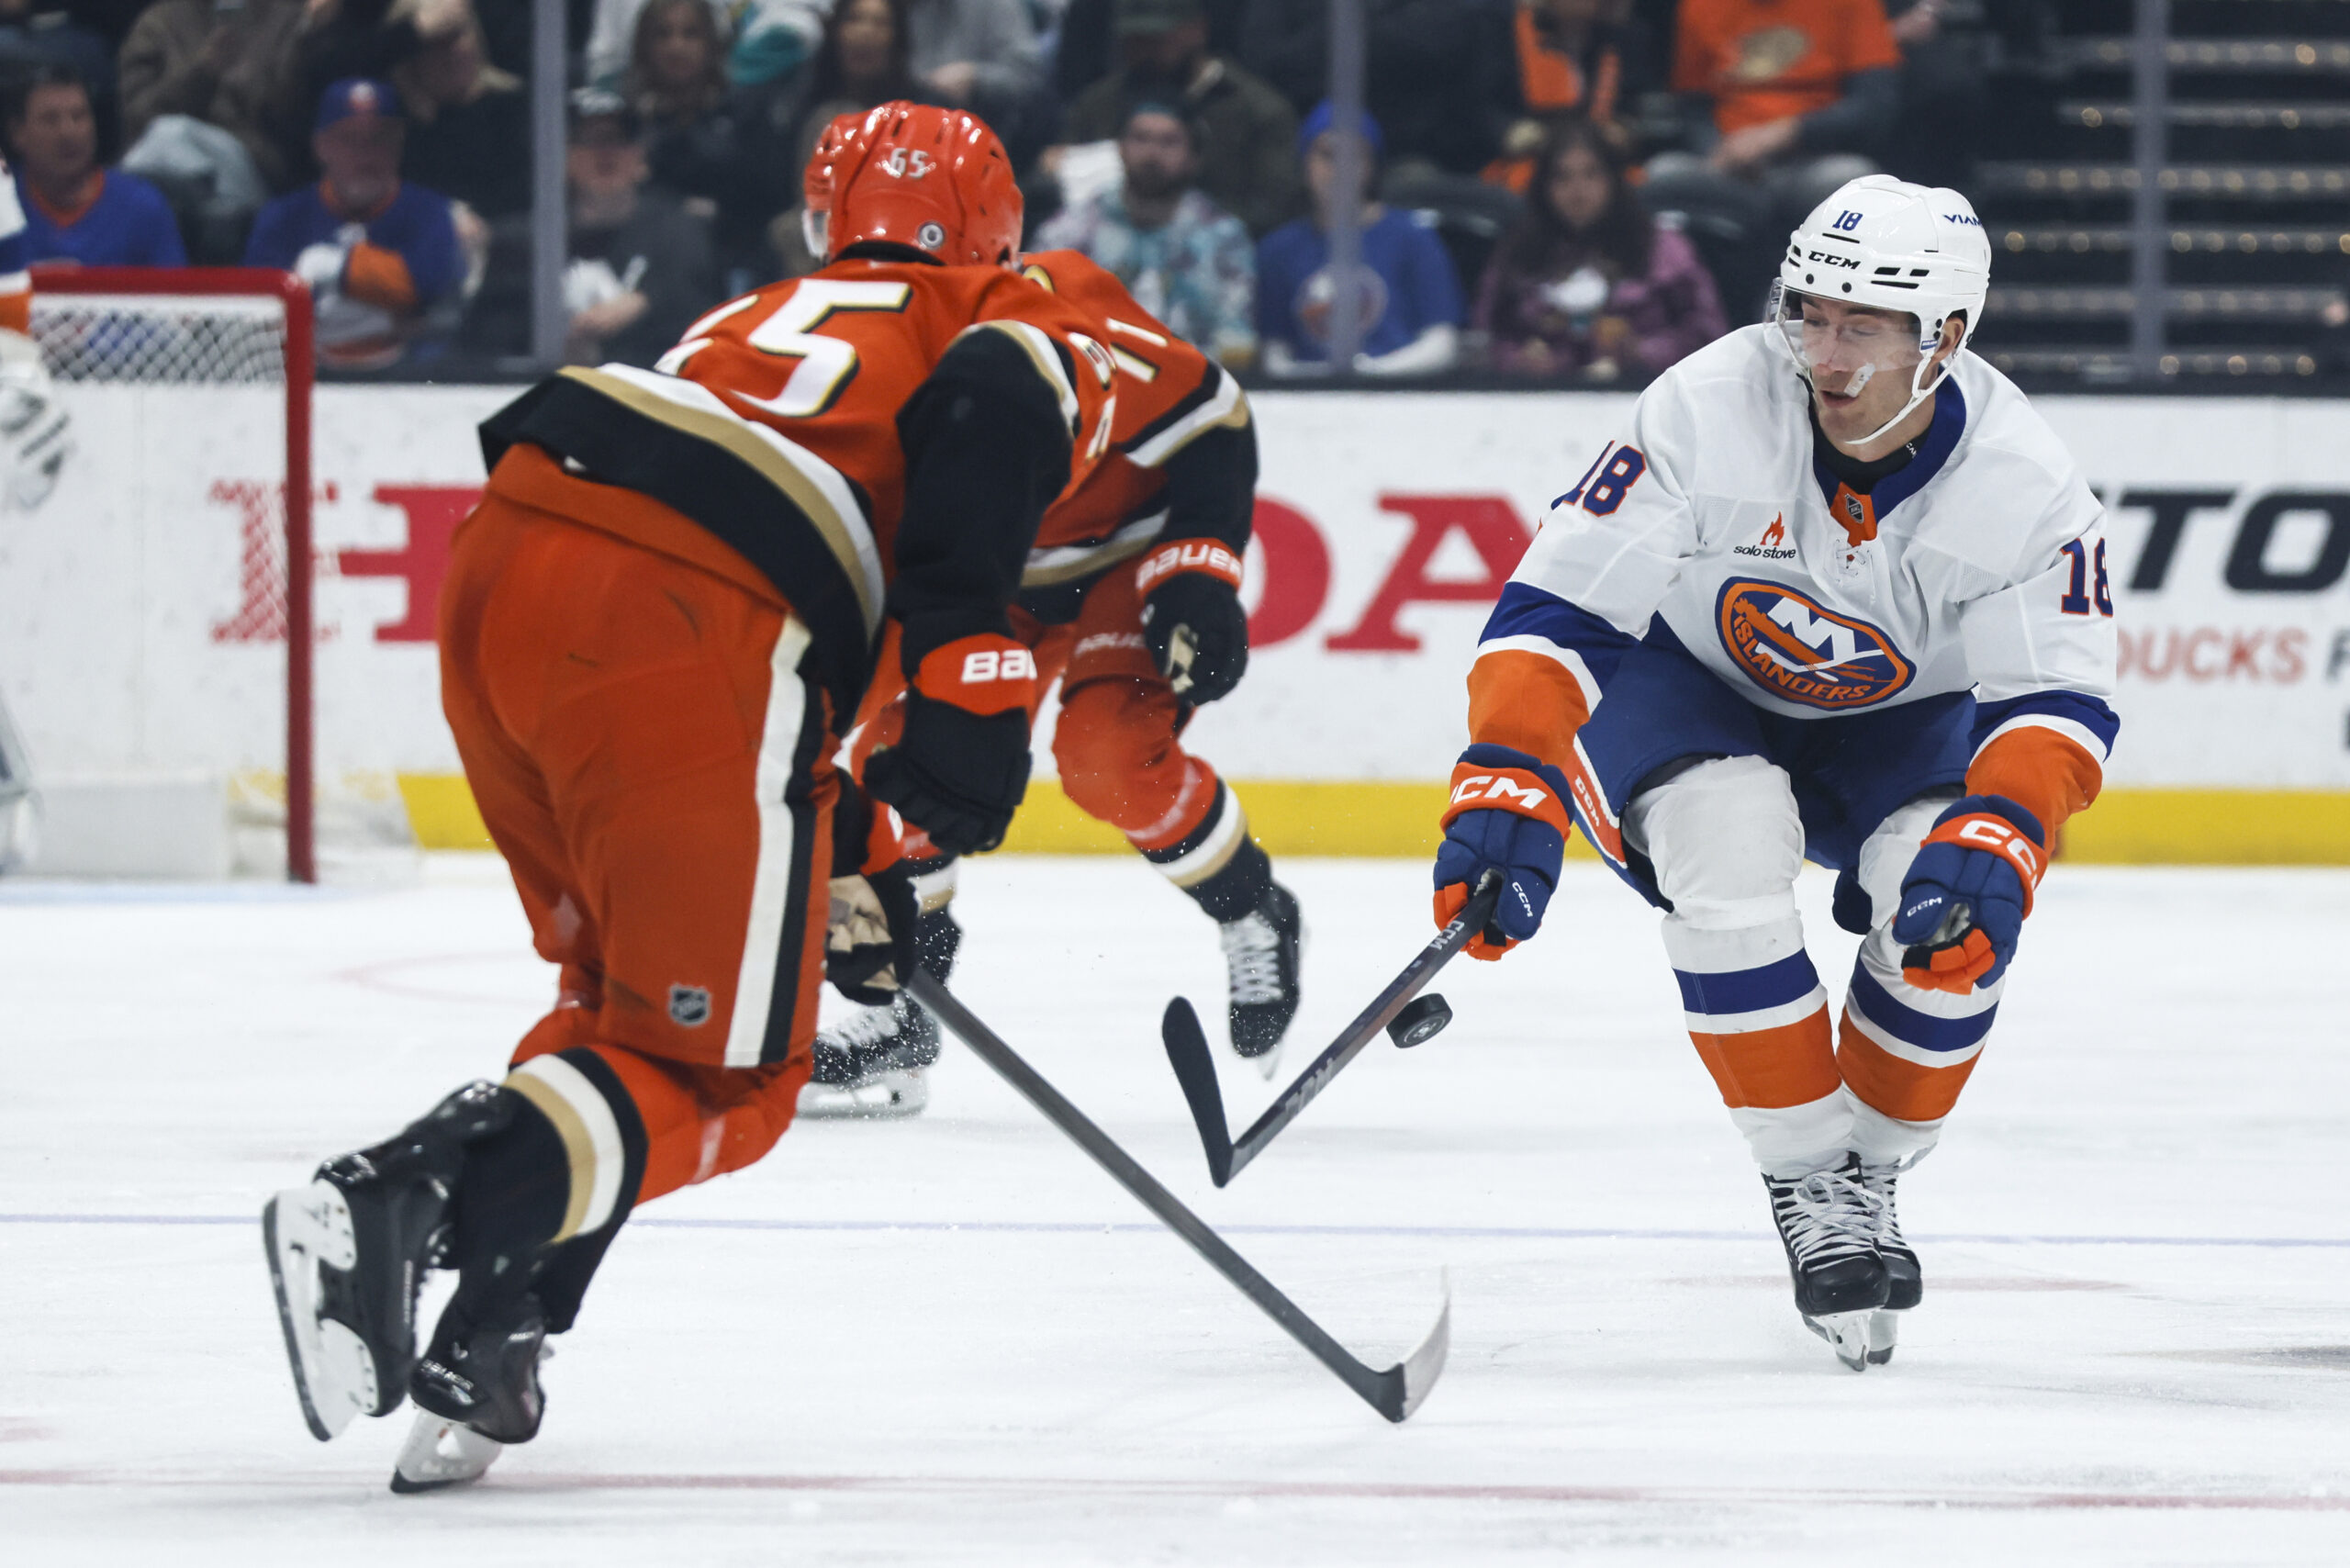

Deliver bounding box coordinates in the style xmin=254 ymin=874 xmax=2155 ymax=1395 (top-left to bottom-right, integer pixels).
xmin=1220 ymin=880 xmax=1302 ymax=1075
xmin=801 ymin=906 xmax=957 ymax=1118
xmin=798 ymin=991 xmax=941 ymax=1118
xmin=392 ymin=1299 xmax=550 ymax=1493
xmin=1859 ymin=1157 xmax=1922 ymax=1366
xmin=263 ymin=1082 xmax=512 ymax=1439
xmin=1762 ymin=1155 xmax=1890 ymax=1372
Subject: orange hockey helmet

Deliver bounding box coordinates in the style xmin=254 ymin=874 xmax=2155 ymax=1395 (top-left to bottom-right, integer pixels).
xmin=827 ymin=102 xmax=1023 ymax=269
xmin=800 ymin=109 xmax=869 ymax=257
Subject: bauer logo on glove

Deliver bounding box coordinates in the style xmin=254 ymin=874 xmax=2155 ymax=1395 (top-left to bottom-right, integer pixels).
xmin=1136 ymin=538 xmax=1250 ymax=703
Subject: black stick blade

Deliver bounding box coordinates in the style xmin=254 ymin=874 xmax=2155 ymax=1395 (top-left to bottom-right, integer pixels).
xmin=1160 ymin=997 xmax=1235 ymax=1186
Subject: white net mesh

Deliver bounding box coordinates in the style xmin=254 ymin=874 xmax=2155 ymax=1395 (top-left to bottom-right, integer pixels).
xmin=31 ymin=293 xmax=287 ymax=386
xmin=8 ymin=286 xmax=326 ymax=877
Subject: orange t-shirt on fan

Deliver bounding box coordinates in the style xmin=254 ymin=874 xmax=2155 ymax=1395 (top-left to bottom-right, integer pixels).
xmin=1671 ymin=0 xmax=1902 ymax=137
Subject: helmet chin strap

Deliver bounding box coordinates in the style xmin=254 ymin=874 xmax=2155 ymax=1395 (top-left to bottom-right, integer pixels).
xmin=1767 ymin=286 xmax=1954 ymax=450
xmin=1839 ymin=354 xmax=1946 ymax=450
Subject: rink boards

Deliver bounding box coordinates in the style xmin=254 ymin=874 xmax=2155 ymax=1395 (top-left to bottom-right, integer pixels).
xmin=6 ymin=382 xmax=2350 ymax=865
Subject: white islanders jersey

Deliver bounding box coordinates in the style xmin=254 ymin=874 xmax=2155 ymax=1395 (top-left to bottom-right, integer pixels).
xmin=1500 ymin=325 xmax=2116 ymax=737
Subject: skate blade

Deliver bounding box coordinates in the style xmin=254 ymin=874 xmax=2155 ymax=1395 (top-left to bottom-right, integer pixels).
xmin=1802 ymin=1309 xmax=1874 ymax=1372
xmin=263 ymin=1182 xmax=379 ymax=1439
xmin=796 ymin=1069 xmax=929 ymax=1120
xmin=390 ymin=1410 xmax=505 ymax=1494
xmin=1865 ymin=1308 xmax=1902 ymax=1367
xmin=1242 ymin=1035 xmax=1286 ymax=1081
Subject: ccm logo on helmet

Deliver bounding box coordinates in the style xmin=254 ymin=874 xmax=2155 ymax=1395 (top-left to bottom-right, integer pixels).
xmin=960 ymin=647 xmax=1038 ymax=683
xmin=1806 ymin=250 xmax=1860 ymax=268
xmin=1716 ymin=579 xmax=1915 ymax=710
xmin=1449 ymin=774 xmax=1550 ymax=811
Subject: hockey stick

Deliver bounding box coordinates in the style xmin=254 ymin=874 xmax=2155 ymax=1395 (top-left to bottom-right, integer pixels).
xmin=1164 ymin=870 xmax=1505 ymax=1188
xmin=908 ymin=969 xmax=1449 ymax=1423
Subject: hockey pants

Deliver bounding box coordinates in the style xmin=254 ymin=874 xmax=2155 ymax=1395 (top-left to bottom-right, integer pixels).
xmin=436 ymin=485 xmax=841 ymax=1322
xmin=1624 ymin=756 xmax=2004 ymax=1176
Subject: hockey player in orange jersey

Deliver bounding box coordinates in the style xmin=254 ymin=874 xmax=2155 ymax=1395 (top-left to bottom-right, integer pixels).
xmin=789 ymin=117 xmax=1300 ymax=1119
xmin=263 ymin=104 xmax=1118 ymax=1492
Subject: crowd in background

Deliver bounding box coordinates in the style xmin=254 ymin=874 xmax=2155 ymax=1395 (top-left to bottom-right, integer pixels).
xmin=0 ymin=0 xmax=2060 ymax=379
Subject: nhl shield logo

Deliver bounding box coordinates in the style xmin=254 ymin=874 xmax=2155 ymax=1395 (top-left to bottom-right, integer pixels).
xmin=1716 ymin=579 xmax=1914 ymax=711
xmin=668 ymin=984 xmax=711 ymax=1027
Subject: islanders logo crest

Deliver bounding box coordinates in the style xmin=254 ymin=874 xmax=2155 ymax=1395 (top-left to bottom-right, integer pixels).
xmin=1716 ymin=580 xmax=1914 ymax=710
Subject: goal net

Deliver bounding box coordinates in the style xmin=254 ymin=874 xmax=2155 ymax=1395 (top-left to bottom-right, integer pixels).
xmin=3 ymin=267 xmax=319 ymax=879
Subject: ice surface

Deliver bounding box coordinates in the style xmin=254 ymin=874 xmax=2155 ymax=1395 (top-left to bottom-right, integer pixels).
xmin=4 ymin=856 xmax=2346 ymax=1563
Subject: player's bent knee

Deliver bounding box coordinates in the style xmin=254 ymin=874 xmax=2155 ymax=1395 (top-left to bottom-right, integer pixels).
xmin=1855 ymin=792 xmax=1957 ymax=932
xmin=1053 ymin=678 xmax=1178 ymax=812
xmin=1628 ymin=755 xmax=1804 ymax=925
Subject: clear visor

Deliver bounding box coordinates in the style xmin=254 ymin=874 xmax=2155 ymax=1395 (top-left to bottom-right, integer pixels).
xmin=1768 ymin=282 xmax=1933 ymax=402
xmin=802 ymin=207 xmax=831 ymax=260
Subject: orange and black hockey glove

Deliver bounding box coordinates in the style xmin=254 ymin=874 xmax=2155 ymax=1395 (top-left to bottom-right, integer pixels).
xmin=1433 ymin=744 xmax=1573 ymax=960
xmin=1890 ymin=795 xmax=2047 ymax=994
xmin=1136 ymin=539 xmax=1249 ymax=703
xmin=865 ymin=633 xmax=1036 ymax=857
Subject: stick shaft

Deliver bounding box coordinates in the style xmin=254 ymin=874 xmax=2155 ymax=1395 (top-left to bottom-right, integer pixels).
xmin=908 ymin=972 xmax=1404 ymax=1416
xmin=1223 ymin=875 xmax=1501 ymax=1181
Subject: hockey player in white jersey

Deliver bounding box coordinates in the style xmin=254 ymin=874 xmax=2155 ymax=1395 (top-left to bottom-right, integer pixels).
xmin=1433 ymin=175 xmax=2119 ymax=1370
xmin=0 ymin=159 xmax=71 ymax=876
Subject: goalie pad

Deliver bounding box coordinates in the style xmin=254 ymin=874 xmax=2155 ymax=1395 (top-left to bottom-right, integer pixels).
xmin=0 ymin=327 xmax=72 ymax=510
xmin=0 ymin=688 xmax=38 ymax=874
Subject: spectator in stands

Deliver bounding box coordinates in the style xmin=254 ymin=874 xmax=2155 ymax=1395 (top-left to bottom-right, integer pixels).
xmin=1054 ymin=0 xmax=1250 ymax=106
xmin=7 ymin=62 xmax=185 ymax=264
xmin=622 ymin=0 xmax=771 ymax=272
xmin=299 ymin=0 xmax=496 ymax=117
xmin=117 ymin=0 xmax=308 ymax=191
xmin=1484 ymin=0 xmax=1661 ymax=192
xmin=389 ymin=0 xmax=528 ymax=218
xmin=1881 ymin=0 xmax=1986 ymax=190
xmin=1037 ymin=101 xmax=1256 ymax=368
xmin=562 ymin=87 xmax=715 ymax=367
xmin=1238 ymin=0 xmax=1520 ymax=178
xmin=1475 ymin=118 xmax=1725 ymax=380
xmin=245 ymin=79 xmax=463 ymax=371
xmin=767 ymin=0 xmax=928 ymax=274
xmin=588 ymin=0 xmax=825 ymax=91
xmin=1055 ymin=0 xmax=1302 ymax=239
xmin=0 ymin=0 xmax=117 ymax=110
xmin=1256 ymin=101 xmax=1463 ymax=376
xmin=1643 ymin=0 xmax=1899 ymax=275
xmin=902 ymin=0 xmax=1050 ymax=164
xmin=903 ymin=0 xmax=1039 ymax=107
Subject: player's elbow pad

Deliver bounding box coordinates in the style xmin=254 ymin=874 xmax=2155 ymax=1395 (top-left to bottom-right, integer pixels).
xmin=1158 ymin=420 xmax=1258 ymax=553
xmin=892 ymin=330 xmax=1081 ymax=659
xmin=897 ymin=327 xmax=1077 ymax=496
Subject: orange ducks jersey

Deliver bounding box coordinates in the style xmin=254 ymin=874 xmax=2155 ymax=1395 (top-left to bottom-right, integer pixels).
xmin=1013 ymin=250 xmax=1256 ymax=623
xmin=479 ymin=254 xmax=1117 ymax=722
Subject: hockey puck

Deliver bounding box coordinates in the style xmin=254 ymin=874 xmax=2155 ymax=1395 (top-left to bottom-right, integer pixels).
xmin=1388 ymin=993 xmax=1453 ymax=1048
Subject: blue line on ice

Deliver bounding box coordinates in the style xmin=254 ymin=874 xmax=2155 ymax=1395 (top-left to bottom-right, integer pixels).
xmin=3 ymin=1213 xmax=2344 ymax=1248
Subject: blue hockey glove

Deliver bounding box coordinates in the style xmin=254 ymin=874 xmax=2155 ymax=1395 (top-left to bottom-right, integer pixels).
xmin=1433 ymin=744 xmax=1572 ymax=959
xmin=1890 ymin=794 xmax=2047 ymax=994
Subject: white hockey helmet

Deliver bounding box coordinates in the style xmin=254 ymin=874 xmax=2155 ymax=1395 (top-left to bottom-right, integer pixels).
xmin=1769 ymin=175 xmax=1993 ymax=443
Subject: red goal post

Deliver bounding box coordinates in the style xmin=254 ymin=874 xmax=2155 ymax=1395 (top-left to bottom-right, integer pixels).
xmin=28 ymin=266 xmax=318 ymax=880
